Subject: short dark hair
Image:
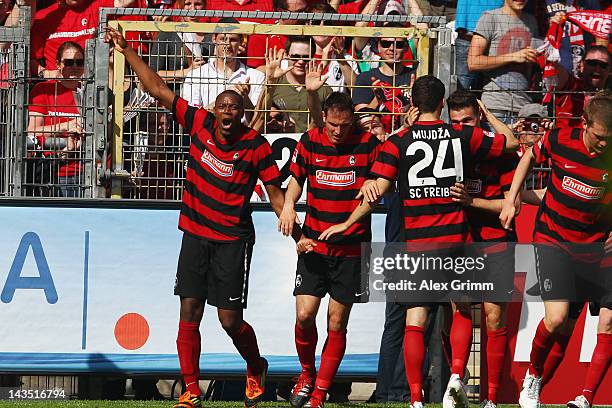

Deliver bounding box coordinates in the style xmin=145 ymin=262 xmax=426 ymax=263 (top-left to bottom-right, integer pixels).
xmin=285 ymin=35 xmax=312 ymax=55
xmin=306 ymin=2 xmax=336 ymax=14
xmin=585 ymin=45 xmax=611 ymax=61
xmin=216 ymin=89 xmax=244 ymax=107
xmin=584 ymin=90 xmax=612 ymax=130
xmin=323 ymin=92 xmax=354 ymax=115
xmin=447 ymin=90 xmax=479 ymax=115
xmin=411 ymin=75 xmax=445 ymax=114
xmin=273 ymin=0 xmax=288 ymax=10
xmin=56 ymin=41 xmax=84 ymax=63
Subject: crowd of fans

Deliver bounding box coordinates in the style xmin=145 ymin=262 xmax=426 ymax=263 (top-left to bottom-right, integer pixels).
xmin=0 ymin=0 xmax=609 ymax=198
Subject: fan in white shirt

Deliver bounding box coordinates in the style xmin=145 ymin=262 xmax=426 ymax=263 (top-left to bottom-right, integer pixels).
xmin=181 ymin=22 xmax=265 ymax=122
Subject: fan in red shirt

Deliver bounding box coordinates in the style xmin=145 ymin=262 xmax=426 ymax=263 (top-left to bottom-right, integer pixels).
xmin=28 ymin=41 xmax=86 ymax=197
xmin=105 ymin=27 xmax=302 ymax=408
xmin=31 ymin=0 xmax=149 ymax=77
xmin=553 ymin=45 xmax=610 ymax=128
xmin=278 ymin=84 xmax=381 ymax=407
xmin=320 ymin=75 xmax=519 ymax=408
xmin=500 ymin=91 xmax=612 ymax=408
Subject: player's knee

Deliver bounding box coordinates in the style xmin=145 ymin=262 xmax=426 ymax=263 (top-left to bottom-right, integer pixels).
xmin=545 ymin=314 xmax=568 ymax=332
xmin=484 ymin=307 xmax=504 ymax=330
xmin=180 ymin=298 xmax=204 ymax=322
xmin=296 ymin=310 xmax=316 ymax=328
xmin=597 ymin=309 xmax=612 ymax=333
xmin=219 ymin=315 xmax=241 ymax=335
xmin=327 ymin=314 xmax=348 ymax=332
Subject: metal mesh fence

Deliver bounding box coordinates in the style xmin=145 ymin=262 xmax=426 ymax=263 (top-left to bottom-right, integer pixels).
xmin=105 ymin=13 xmax=449 ymax=199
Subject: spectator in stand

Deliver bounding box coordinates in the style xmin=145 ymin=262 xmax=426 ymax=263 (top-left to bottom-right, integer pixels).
xmin=182 ymin=18 xmax=265 ymax=122
xmin=545 ymin=0 xmax=606 ymax=78
xmin=512 ymin=103 xmax=552 ymax=190
xmin=454 ymin=0 xmax=503 ymax=90
xmin=132 ymin=111 xmax=176 ymax=200
xmin=468 ymin=0 xmax=541 ymax=124
xmin=306 ymin=3 xmax=358 ymax=93
xmin=148 ymin=0 xmax=209 ymax=91
xmin=31 ymin=0 xmax=146 ymax=79
xmin=28 ymin=41 xmax=86 ymax=197
xmin=260 ymin=0 xmax=310 ymax=63
xmin=205 ymin=0 xmax=276 ymax=68
xmin=353 ymin=34 xmax=415 ymax=134
xmin=413 ymin=0 xmax=456 ymax=20
xmin=353 ymin=1 xmax=419 ymax=74
xmin=553 ymin=45 xmax=610 ymax=128
xmin=264 ymin=36 xmax=332 ymax=133
xmin=265 ymin=102 xmax=296 ymax=133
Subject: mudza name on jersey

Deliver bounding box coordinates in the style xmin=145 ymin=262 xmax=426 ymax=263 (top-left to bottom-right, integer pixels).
xmin=201 ymin=149 xmax=234 ymax=177
xmin=412 ymin=127 xmax=452 ymax=140
xmin=316 ymin=170 xmax=356 ymax=187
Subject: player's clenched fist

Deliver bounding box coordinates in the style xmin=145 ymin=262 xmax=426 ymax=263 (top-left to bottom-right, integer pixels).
xmin=296 ymin=236 xmax=317 ymax=254
xmin=499 ymin=198 xmax=517 ymax=230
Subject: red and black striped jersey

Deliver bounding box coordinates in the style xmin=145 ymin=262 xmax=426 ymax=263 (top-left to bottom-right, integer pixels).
xmin=371 ymin=120 xmax=506 ymax=243
xmin=172 ymin=96 xmax=281 ymax=242
xmin=290 ymin=127 xmax=381 ymax=257
xmin=465 ymin=153 xmax=520 ymax=243
xmin=533 ymin=127 xmax=611 ymax=259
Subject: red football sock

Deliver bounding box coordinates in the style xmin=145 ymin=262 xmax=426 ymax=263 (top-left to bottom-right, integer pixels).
xmin=310 ymin=329 xmax=346 ymax=403
xmin=529 ymin=319 xmax=556 ymax=377
xmin=404 ymin=325 xmax=425 ymax=403
xmin=295 ymin=323 xmax=318 ymax=377
xmin=441 ymin=329 xmax=452 ymax=368
xmin=486 ymin=327 xmax=508 ymax=404
xmin=582 ymin=333 xmax=612 ymax=405
xmin=231 ymin=321 xmax=264 ymax=375
xmin=541 ymin=333 xmax=571 ymax=386
xmin=177 ymin=320 xmax=201 ymax=396
xmin=450 ymin=310 xmax=473 ymax=376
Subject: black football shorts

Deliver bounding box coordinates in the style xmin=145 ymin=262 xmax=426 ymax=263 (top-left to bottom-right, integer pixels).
xmin=293 ymin=252 xmax=368 ymax=304
xmin=534 ymin=244 xmax=606 ymax=304
xmin=174 ymin=233 xmax=253 ymax=310
xmin=482 ymin=244 xmax=516 ymax=303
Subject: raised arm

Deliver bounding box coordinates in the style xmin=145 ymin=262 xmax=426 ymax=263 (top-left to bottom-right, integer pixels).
xmin=500 ymin=149 xmax=536 ymax=230
xmin=353 ymin=0 xmax=382 ymax=52
xmin=468 ymin=34 xmax=537 ymax=72
xmin=306 ymin=61 xmax=328 ymax=129
xmin=477 ymin=99 xmax=518 ymax=152
xmin=104 ymin=27 xmax=176 ymax=111
xmin=250 ymin=47 xmax=293 ymax=132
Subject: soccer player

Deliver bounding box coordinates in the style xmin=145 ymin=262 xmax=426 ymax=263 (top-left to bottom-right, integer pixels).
xmin=447 ymin=90 xmax=520 ymax=408
xmin=278 ymin=78 xmax=382 ymax=407
xmin=500 ymin=92 xmax=612 ymax=408
xmin=104 ymin=27 xmax=300 ymax=408
xmin=320 ymin=75 xmax=519 ymax=408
